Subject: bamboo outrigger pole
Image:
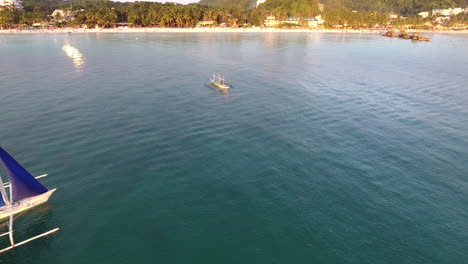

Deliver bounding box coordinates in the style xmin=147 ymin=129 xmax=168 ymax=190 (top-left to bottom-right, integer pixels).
xmin=0 ymin=228 xmax=60 ymax=254
xmin=3 ymin=174 xmax=48 ymax=189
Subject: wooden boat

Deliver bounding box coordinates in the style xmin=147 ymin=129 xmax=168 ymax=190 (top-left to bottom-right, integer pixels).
xmin=210 ymin=73 xmax=230 ymax=90
xmin=0 ymin=147 xmax=59 ymax=253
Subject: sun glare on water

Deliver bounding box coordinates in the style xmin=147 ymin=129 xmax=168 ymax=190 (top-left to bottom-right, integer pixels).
xmin=61 ymin=42 xmax=84 ymax=70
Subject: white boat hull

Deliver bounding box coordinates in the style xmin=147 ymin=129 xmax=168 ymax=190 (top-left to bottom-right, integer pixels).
xmin=0 ymin=189 xmax=56 ymax=221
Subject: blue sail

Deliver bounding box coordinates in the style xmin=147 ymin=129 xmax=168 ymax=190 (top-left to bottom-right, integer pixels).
xmin=0 ymin=147 xmax=48 ymax=202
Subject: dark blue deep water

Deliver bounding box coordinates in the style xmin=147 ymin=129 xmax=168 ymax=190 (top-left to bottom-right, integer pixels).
xmin=0 ymin=33 xmax=467 ymax=264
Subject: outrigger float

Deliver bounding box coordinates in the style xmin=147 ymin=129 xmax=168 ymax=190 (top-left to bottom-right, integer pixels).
xmin=210 ymin=73 xmax=230 ymax=90
xmin=0 ymin=147 xmax=59 ymax=254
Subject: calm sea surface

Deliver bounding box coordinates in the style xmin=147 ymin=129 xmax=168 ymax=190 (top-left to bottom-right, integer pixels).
xmin=0 ymin=32 xmax=467 ymax=264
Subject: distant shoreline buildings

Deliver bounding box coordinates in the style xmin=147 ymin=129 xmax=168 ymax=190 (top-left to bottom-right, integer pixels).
xmin=417 ymin=7 xmax=468 ymax=26
xmin=1 ymin=0 xmax=466 ymax=31
xmin=264 ymin=15 xmax=325 ymax=28
xmin=418 ymin=7 xmax=468 ymax=18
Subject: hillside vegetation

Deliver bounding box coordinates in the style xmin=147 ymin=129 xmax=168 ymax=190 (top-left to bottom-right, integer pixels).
xmin=198 ymin=0 xmax=255 ymax=9
xmin=201 ymin=0 xmax=468 ymax=14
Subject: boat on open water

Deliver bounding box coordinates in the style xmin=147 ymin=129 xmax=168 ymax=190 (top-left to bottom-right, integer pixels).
xmin=0 ymin=147 xmax=59 ymax=253
xmin=210 ymin=73 xmax=230 ymax=90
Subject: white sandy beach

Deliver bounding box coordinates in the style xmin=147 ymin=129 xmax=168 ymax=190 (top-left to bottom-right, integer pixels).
xmin=1 ymin=27 xmax=467 ymax=34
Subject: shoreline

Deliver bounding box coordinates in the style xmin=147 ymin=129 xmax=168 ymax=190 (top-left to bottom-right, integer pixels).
xmin=1 ymin=27 xmax=467 ymax=34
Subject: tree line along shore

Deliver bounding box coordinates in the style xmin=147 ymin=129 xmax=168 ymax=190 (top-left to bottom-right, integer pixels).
xmin=0 ymin=0 xmax=467 ymax=31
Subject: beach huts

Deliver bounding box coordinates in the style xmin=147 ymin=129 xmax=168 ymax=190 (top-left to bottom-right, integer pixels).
xmin=418 ymin=12 xmax=429 ymax=18
xmin=435 ymin=16 xmax=450 ymax=24
xmin=197 ymin=19 xmax=216 ymax=27
xmin=31 ymin=22 xmax=47 ymax=28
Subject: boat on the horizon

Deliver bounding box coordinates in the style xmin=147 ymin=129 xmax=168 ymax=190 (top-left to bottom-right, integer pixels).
xmin=210 ymin=73 xmax=230 ymax=90
xmin=0 ymin=147 xmax=59 ymax=253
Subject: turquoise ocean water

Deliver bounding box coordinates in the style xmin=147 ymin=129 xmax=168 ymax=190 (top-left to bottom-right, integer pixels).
xmin=0 ymin=33 xmax=467 ymax=263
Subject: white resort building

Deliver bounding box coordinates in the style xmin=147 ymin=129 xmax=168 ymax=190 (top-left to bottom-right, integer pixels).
xmin=264 ymin=16 xmax=279 ymax=27
xmin=256 ymin=0 xmax=266 ymax=7
xmin=0 ymin=0 xmax=23 ymax=9
xmin=50 ymin=9 xmax=77 ymax=23
xmin=264 ymin=15 xmax=324 ymax=28
xmin=283 ymin=16 xmax=324 ymax=27
xmin=432 ymin=7 xmax=466 ymax=16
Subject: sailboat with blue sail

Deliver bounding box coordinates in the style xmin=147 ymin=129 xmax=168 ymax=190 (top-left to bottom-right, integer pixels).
xmin=0 ymin=147 xmax=59 ymax=253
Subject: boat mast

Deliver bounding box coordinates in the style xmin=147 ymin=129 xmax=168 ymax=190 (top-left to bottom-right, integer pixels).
xmin=8 ymin=183 xmax=14 ymax=247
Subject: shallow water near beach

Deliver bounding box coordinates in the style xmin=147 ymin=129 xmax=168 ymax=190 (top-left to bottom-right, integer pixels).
xmin=0 ymin=32 xmax=467 ymax=264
